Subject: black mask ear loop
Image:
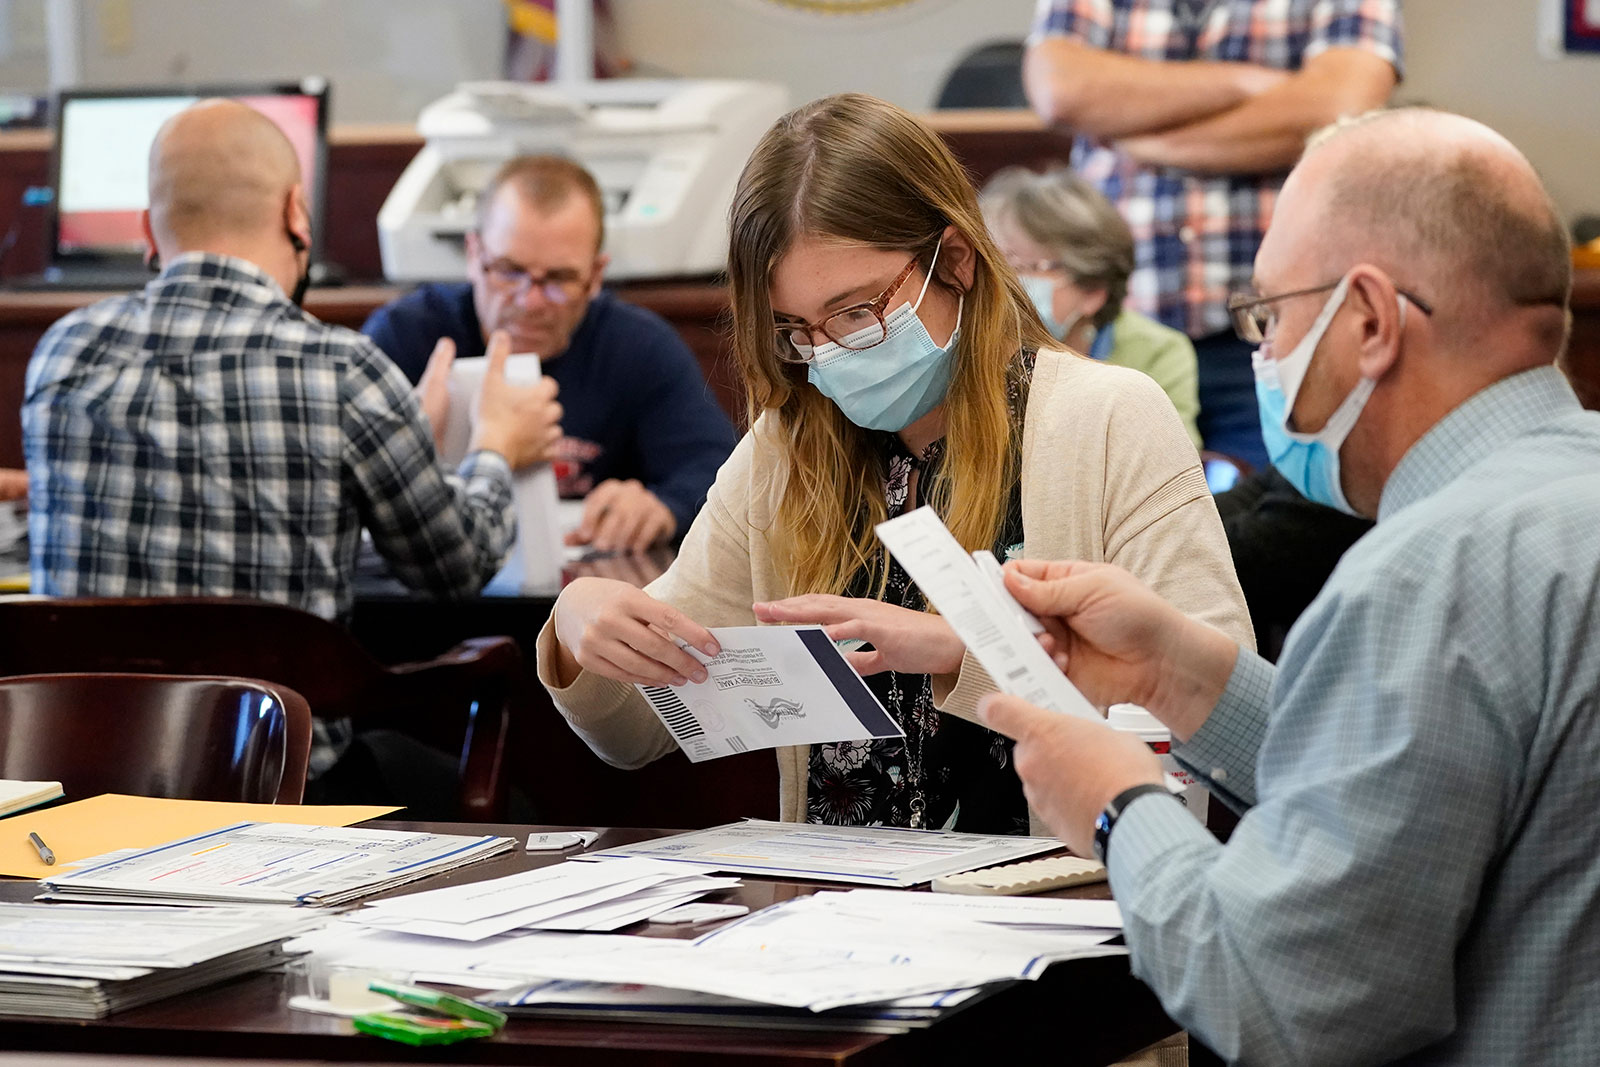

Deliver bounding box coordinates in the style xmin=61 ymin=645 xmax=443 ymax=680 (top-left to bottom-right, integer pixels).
xmin=287 ymin=231 xmax=311 ymax=306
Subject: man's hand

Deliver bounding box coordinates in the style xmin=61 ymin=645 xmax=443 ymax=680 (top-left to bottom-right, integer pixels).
xmin=470 ymin=330 xmax=563 ymax=469
xmin=979 ymin=692 xmax=1164 ymax=856
xmin=416 ymin=337 xmax=456 ymax=453
xmin=751 ymin=595 xmax=966 ymax=678
xmin=1003 ymin=559 xmax=1238 ymax=741
xmin=565 ymin=479 xmax=676 ymax=553
xmin=0 ymin=469 xmax=27 ymax=503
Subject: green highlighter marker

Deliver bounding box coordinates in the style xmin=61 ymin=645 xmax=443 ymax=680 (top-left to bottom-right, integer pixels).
xmin=352 ymin=1012 xmax=495 ymax=1047
xmin=366 ymin=980 xmax=509 ymax=1028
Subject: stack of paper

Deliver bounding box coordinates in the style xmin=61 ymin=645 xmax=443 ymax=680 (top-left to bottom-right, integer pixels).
xmin=0 ymin=902 xmax=325 ymax=1019
xmin=483 ymin=977 xmax=993 ymax=1034
xmin=455 ymin=889 xmax=1125 ymax=1015
xmin=580 ymin=819 xmax=1061 ymax=887
xmin=39 ymin=822 xmax=515 ymax=906
xmin=0 ymin=779 xmax=63 ymax=818
xmin=345 ymin=857 xmax=740 ymax=939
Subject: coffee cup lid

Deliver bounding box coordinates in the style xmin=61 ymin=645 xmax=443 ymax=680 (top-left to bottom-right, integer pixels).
xmin=1106 ymin=702 xmax=1170 ymax=742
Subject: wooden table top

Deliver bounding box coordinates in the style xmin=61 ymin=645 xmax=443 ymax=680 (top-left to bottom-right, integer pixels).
xmin=0 ymin=821 xmax=1175 ymax=1066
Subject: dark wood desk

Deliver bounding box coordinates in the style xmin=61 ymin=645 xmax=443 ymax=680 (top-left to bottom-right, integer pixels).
xmin=0 ymin=822 xmax=1177 ymax=1065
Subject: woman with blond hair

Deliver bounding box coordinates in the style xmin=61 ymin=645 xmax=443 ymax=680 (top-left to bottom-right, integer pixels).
xmin=538 ymin=93 xmax=1249 ymax=834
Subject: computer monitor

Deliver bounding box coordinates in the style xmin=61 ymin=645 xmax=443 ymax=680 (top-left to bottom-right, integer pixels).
xmin=48 ymin=78 xmax=329 ymax=267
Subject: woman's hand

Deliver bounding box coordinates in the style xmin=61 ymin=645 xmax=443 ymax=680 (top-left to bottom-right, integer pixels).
xmin=552 ymin=577 xmax=721 ymax=688
xmin=752 ymin=595 xmax=966 ymax=677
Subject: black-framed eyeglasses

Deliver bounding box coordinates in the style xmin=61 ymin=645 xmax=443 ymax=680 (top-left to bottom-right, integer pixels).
xmin=773 ymin=252 xmax=924 ymax=363
xmin=479 ymin=257 xmax=591 ymax=306
xmin=1227 ymin=280 xmax=1434 ymax=344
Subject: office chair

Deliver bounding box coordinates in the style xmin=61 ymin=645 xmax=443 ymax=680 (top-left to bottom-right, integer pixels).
xmin=0 ymin=672 xmax=310 ymax=803
xmin=0 ymin=597 xmax=530 ymax=819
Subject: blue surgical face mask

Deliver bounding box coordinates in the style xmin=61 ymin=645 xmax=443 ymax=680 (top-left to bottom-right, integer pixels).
xmin=803 ymin=243 xmax=961 ymax=432
xmin=1252 ymin=273 xmax=1393 ymax=516
xmin=1019 ymin=274 xmax=1080 ymax=343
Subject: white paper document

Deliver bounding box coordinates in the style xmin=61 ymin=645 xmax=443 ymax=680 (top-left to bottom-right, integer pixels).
xmin=876 ymin=508 xmax=1100 ymax=720
xmin=634 ymin=625 xmax=902 ymax=762
xmin=467 ymin=934 xmax=985 ymax=1013
xmin=348 ymin=857 xmax=738 ymax=939
xmin=440 ymin=353 xmax=565 ymax=592
xmin=694 ymin=895 xmax=1122 ymax=980
xmin=0 ymin=903 xmax=324 ymax=969
xmin=40 ymin=823 xmax=514 ymax=907
xmin=581 ymin=820 xmax=1060 ymax=887
xmin=813 ymin=888 xmax=1124 ymax=930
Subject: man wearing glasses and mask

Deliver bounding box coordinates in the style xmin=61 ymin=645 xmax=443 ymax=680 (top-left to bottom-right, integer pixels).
xmin=977 ymin=109 xmax=1600 ymax=1064
xmin=365 ymin=156 xmax=737 ymax=554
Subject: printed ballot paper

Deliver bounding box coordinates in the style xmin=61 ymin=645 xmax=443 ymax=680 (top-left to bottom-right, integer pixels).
xmin=583 ymin=820 xmax=1059 ymax=887
xmin=875 ymin=507 xmax=1100 ymax=721
xmin=439 ymin=353 xmax=565 ymax=592
xmin=635 ymin=625 xmax=902 ymax=762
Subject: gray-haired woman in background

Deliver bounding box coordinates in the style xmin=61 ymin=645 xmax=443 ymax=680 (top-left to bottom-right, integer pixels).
xmin=981 ymin=166 xmax=1201 ymax=449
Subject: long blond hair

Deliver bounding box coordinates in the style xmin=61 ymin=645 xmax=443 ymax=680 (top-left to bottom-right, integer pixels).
xmin=728 ymin=93 xmax=1057 ymax=597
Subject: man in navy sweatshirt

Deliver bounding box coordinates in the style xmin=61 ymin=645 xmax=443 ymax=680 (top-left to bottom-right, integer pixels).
xmin=364 ymin=156 xmax=736 ymax=553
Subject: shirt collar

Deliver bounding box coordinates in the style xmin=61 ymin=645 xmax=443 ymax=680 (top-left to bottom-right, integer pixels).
xmin=1088 ymin=319 xmax=1115 ymax=361
xmin=1378 ymin=366 xmax=1580 ymax=521
xmin=148 ymin=252 xmax=291 ymax=308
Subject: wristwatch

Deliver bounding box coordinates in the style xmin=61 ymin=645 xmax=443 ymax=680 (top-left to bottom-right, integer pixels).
xmin=1092 ymin=783 xmax=1175 ymax=865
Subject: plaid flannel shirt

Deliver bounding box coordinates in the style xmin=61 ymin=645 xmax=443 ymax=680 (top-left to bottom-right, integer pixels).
xmin=1029 ymin=0 xmax=1404 ymax=338
xmin=24 ymin=253 xmax=516 ymax=624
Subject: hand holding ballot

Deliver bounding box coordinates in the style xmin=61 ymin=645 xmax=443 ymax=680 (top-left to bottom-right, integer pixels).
xmin=996 ymin=558 xmax=1240 ymax=743
xmin=468 ymin=330 xmax=564 ymax=470
xmin=552 ymin=576 xmax=721 ymax=687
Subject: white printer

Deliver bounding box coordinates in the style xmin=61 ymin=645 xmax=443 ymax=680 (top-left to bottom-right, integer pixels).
xmin=377 ymin=78 xmax=789 ymax=282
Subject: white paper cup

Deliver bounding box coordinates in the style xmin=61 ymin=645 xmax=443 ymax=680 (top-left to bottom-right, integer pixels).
xmin=1107 ymin=703 xmax=1209 ymax=823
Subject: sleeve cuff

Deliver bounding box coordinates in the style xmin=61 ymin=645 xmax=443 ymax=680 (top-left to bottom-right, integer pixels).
xmin=1107 ymin=791 xmax=1220 ymax=905
xmin=460 ymin=449 xmax=513 ymax=484
xmin=1172 ymin=649 xmax=1275 ymax=811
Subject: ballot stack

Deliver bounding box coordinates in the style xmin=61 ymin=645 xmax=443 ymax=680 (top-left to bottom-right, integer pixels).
xmin=0 ymin=903 xmax=325 ymax=1019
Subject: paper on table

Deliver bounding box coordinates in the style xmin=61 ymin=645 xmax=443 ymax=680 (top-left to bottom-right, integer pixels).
xmin=581 ymin=820 xmax=1059 ymax=887
xmin=820 ymin=888 xmax=1123 ymax=930
xmin=634 ymin=625 xmax=902 ymax=762
xmin=0 ymin=795 xmax=397 ymax=879
xmin=439 ymin=352 xmax=565 ymax=592
xmin=875 ymin=507 xmax=1100 ymax=721
xmin=41 ymin=823 xmax=510 ymax=906
xmin=468 ymin=935 xmax=983 ymax=1012
xmin=0 ymin=903 xmax=325 ymax=968
xmin=695 ymin=896 xmax=1117 ymax=981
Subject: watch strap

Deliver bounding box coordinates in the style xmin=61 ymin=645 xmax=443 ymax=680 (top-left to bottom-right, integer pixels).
xmin=1093 ymin=783 xmax=1174 ymax=865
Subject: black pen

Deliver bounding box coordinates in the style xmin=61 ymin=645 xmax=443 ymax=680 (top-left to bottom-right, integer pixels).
xmin=27 ymin=832 xmax=54 ymax=865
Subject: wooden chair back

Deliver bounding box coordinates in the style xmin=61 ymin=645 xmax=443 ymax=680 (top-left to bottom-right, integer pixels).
xmin=0 ymin=597 xmax=526 ymax=818
xmin=0 ymin=672 xmax=310 ymax=803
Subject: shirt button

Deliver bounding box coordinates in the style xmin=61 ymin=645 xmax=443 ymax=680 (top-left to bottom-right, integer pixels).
xmin=1179 ymin=225 xmax=1197 ymax=244
xmin=1211 ymin=767 xmax=1228 ymax=782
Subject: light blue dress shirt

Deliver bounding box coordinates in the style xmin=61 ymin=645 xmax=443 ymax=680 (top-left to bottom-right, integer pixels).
xmin=1107 ymin=367 xmax=1600 ymax=1065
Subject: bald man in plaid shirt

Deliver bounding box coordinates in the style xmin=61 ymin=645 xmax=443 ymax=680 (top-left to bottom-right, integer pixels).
xmin=1025 ymin=0 xmax=1403 ymax=470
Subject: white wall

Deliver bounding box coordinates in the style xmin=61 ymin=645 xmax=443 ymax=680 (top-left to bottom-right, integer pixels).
xmin=609 ymin=0 xmax=1038 ymax=110
xmin=5 ymin=0 xmax=506 ymax=124
xmin=1401 ymin=0 xmax=1600 ymax=221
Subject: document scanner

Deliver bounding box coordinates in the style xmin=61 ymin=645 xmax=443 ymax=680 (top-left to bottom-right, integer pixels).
xmin=377 ymin=79 xmax=789 ymax=282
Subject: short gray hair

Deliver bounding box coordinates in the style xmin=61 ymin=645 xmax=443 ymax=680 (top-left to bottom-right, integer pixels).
xmin=979 ymin=165 xmax=1134 ymax=328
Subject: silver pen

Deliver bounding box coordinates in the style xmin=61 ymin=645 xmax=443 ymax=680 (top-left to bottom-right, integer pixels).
xmin=27 ymin=831 xmax=54 ymax=865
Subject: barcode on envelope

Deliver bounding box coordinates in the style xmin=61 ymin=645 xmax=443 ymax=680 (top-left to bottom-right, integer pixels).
xmin=641 ymin=686 xmax=706 ymax=742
